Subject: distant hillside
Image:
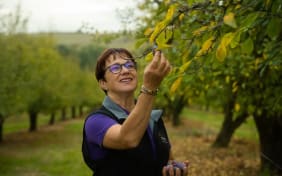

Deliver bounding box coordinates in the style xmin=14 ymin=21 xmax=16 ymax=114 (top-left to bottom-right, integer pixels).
xmin=33 ymin=32 xmax=93 ymax=46
xmin=108 ymin=35 xmax=136 ymax=51
xmin=32 ymin=32 xmax=137 ymax=49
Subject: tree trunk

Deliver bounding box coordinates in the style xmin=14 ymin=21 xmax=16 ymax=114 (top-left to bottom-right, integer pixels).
xmin=29 ymin=110 xmax=38 ymax=132
xmin=204 ymin=91 xmax=210 ymax=111
xmin=171 ymin=96 xmax=186 ymax=126
xmin=79 ymin=105 xmax=83 ymax=116
xmin=213 ymin=109 xmax=248 ymax=147
xmin=61 ymin=107 xmax=66 ymax=121
xmin=71 ymin=106 xmax=76 ymax=119
xmin=212 ymin=84 xmax=248 ymax=147
xmin=163 ymin=93 xmax=187 ymax=126
xmin=0 ymin=114 xmax=4 ymax=142
xmin=213 ymin=114 xmax=235 ymax=147
xmin=254 ymin=111 xmax=282 ymax=175
xmin=171 ymin=104 xmax=184 ymax=126
xmin=49 ymin=112 xmax=55 ymax=125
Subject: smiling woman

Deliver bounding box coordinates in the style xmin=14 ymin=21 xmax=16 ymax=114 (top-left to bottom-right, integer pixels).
xmin=82 ymin=48 xmax=189 ymax=176
xmin=1 ymin=0 xmax=139 ymax=33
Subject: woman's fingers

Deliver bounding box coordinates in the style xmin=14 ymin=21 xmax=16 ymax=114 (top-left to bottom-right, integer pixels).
xmin=162 ymin=160 xmax=190 ymax=176
xmin=153 ymin=51 xmax=171 ymax=76
xmin=162 ymin=166 xmax=167 ymax=176
xmin=183 ymin=160 xmax=190 ymax=176
xmin=151 ymin=50 xmax=162 ymax=69
xmin=175 ymin=167 xmax=181 ymax=176
xmin=143 ymin=50 xmax=171 ymax=90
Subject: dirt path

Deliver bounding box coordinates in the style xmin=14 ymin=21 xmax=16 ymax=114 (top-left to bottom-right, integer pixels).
xmin=165 ymin=119 xmax=260 ymax=176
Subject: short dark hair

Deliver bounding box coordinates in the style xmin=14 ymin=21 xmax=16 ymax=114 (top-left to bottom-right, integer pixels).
xmin=95 ymin=48 xmax=135 ymax=81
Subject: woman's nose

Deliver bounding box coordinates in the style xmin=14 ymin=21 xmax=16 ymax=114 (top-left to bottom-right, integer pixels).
xmin=120 ymin=65 xmax=130 ymax=73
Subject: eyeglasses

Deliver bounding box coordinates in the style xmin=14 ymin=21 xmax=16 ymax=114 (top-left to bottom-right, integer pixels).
xmin=105 ymin=61 xmax=136 ymax=74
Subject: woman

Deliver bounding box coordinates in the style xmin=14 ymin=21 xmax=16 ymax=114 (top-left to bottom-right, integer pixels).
xmin=82 ymin=48 xmax=189 ymax=176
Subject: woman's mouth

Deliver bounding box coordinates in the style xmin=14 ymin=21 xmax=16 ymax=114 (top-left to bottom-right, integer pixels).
xmin=120 ymin=78 xmax=133 ymax=83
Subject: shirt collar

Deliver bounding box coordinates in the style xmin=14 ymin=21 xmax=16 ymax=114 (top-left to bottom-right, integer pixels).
xmin=102 ymin=96 xmax=163 ymax=129
xmin=102 ymin=96 xmax=129 ymax=120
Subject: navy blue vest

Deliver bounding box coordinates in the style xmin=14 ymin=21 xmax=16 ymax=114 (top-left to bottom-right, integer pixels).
xmin=82 ymin=105 xmax=170 ymax=176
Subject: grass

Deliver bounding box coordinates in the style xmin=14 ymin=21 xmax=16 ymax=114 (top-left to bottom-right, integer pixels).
xmin=181 ymin=108 xmax=259 ymax=141
xmin=3 ymin=113 xmax=51 ymax=134
xmin=0 ymin=108 xmax=260 ymax=176
xmin=1 ymin=117 xmax=91 ymax=176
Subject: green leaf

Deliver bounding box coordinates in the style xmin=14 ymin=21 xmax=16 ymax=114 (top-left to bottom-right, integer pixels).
xmin=192 ymin=26 xmax=208 ymax=36
xmin=216 ymin=44 xmax=227 ymax=62
xmin=230 ymin=31 xmax=241 ymax=49
xmin=266 ymin=18 xmax=282 ymax=40
xmin=221 ymin=32 xmax=235 ymax=46
xmin=223 ymin=12 xmax=237 ymax=28
xmin=241 ymin=38 xmax=254 ymax=54
xmin=135 ymin=38 xmax=147 ymax=49
xmin=240 ymin=12 xmax=259 ymax=31
xmin=149 ymin=4 xmax=177 ymax=44
xmin=144 ymin=27 xmax=154 ymax=36
xmin=179 ymin=60 xmax=192 ymax=73
xmin=170 ymin=77 xmax=183 ymax=95
xmin=187 ymin=0 xmax=196 ymax=6
xmin=165 ymin=4 xmax=178 ymax=22
xmin=155 ymin=29 xmax=173 ymax=49
xmin=196 ymin=36 xmax=214 ymax=57
xmin=145 ymin=52 xmax=153 ymax=62
xmin=214 ymin=32 xmax=234 ymax=61
xmin=150 ymin=21 xmax=167 ymax=43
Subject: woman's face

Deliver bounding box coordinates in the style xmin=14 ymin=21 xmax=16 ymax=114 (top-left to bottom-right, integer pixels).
xmin=100 ymin=53 xmax=138 ymax=95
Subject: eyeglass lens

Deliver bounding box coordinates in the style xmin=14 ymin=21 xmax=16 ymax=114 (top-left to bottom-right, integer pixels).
xmin=108 ymin=61 xmax=136 ymax=74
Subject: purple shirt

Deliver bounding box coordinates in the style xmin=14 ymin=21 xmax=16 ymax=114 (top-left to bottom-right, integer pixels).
xmin=85 ymin=113 xmax=117 ymax=160
xmin=85 ymin=96 xmax=163 ymax=160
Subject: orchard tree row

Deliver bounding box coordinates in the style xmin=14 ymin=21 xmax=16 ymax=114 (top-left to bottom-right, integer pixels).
xmin=0 ymin=3 xmax=109 ymax=142
xmin=136 ymin=0 xmax=282 ymax=174
xmin=0 ymin=33 xmax=104 ymax=141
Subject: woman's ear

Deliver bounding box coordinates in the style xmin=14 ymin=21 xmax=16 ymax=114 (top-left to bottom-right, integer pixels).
xmin=99 ymin=79 xmax=108 ymax=91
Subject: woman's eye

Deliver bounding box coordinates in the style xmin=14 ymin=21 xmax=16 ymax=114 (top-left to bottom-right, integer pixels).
xmin=125 ymin=62 xmax=135 ymax=69
xmin=110 ymin=65 xmax=121 ymax=72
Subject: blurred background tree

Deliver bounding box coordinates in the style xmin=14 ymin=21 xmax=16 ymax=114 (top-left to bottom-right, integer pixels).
xmin=0 ymin=3 xmax=104 ymax=138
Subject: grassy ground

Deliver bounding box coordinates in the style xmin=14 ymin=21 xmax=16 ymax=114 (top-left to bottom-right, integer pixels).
xmin=0 ymin=108 xmax=260 ymax=176
xmin=181 ymin=108 xmax=259 ymax=141
xmin=166 ymin=108 xmax=260 ymax=176
xmin=0 ymin=118 xmax=91 ymax=176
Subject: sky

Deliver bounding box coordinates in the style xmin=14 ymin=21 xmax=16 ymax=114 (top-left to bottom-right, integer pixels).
xmin=0 ymin=0 xmax=141 ymax=33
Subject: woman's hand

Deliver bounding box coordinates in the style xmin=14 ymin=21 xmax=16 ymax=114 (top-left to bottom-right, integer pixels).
xmin=143 ymin=50 xmax=171 ymax=90
xmin=162 ymin=160 xmax=190 ymax=176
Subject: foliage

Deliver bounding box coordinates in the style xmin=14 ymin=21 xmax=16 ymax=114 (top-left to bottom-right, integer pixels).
xmin=137 ymin=0 xmax=282 ymax=113
xmin=0 ymin=2 xmax=128 ymax=135
xmin=78 ymin=44 xmax=105 ymax=70
xmin=0 ymin=34 xmax=32 ymax=115
xmin=0 ymin=33 xmax=103 ymax=130
xmin=137 ymin=0 xmax=282 ymax=173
